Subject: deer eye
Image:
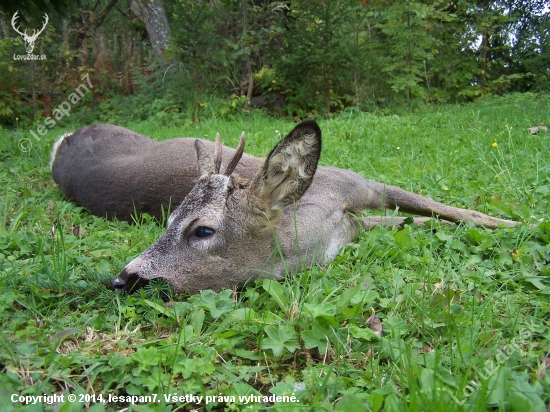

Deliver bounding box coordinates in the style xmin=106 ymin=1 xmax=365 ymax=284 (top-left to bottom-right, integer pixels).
xmin=195 ymin=226 xmax=214 ymax=238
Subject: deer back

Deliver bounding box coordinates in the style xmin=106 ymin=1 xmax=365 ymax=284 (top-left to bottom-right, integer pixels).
xmin=51 ymin=124 xmax=262 ymax=221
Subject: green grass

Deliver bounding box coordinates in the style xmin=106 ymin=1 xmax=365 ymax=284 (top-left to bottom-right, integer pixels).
xmin=0 ymin=93 xmax=549 ymax=411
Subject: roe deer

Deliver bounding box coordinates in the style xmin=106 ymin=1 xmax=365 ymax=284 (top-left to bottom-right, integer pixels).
xmin=50 ymin=121 xmax=517 ymax=294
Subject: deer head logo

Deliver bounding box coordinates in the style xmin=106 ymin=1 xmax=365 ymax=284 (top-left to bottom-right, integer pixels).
xmin=11 ymin=11 xmax=49 ymax=54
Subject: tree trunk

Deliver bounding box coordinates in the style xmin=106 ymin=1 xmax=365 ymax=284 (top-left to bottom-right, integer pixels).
xmin=131 ymin=0 xmax=171 ymax=65
xmin=0 ymin=15 xmax=9 ymax=39
xmin=71 ymin=0 xmax=120 ymax=67
xmin=480 ymin=29 xmax=488 ymax=93
xmin=323 ymin=16 xmax=331 ymax=114
xmin=324 ymin=63 xmax=331 ymax=114
xmin=29 ymin=61 xmax=36 ymax=119
xmin=478 ymin=0 xmax=491 ymax=94
xmin=242 ymin=0 xmax=253 ymax=110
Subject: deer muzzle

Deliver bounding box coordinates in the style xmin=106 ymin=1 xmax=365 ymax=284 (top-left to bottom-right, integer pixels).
xmin=111 ymin=266 xmax=150 ymax=292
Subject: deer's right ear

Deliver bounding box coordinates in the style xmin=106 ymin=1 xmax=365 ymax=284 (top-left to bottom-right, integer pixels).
xmin=249 ymin=120 xmax=321 ymax=214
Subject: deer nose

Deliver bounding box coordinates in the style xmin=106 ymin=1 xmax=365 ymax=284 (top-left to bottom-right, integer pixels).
xmin=112 ymin=266 xmax=150 ymax=292
xmin=111 ymin=276 xmax=126 ymax=290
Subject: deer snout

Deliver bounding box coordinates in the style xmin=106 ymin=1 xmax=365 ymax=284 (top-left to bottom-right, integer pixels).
xmin=111 ymin=276 xmax=126 ymax=290
xmin=112 ymin=266 xmax=150 ymax=292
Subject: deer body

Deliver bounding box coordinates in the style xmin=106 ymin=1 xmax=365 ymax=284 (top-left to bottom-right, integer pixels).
xmin=51 ymin=121 xmax=517 ymax=294
xmin=51 ymin=125 xmax=261 ymax=220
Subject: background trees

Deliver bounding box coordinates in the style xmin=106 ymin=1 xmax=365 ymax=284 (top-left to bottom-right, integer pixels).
xmin=0 ymin=0 xmax=548 ymax=124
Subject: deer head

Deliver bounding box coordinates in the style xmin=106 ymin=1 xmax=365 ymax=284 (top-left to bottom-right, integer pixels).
xmin=11 ymin=11 xmax=49 ymax=54
xmin=111 ymin=120 xmax=322 ymax=294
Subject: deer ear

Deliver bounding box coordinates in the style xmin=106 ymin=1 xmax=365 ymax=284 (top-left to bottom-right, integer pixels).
xmin=195 ymin=140 xmax=213 ymax=176
xmin=249 ymin=120 xmax=321 ymax=213
xmin=195 ymin=134 xmax=223 ymax=176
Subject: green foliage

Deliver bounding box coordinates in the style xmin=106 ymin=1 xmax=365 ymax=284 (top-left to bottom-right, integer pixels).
xmin=509 ymin=10 xmax=550 ymax=95
xmin=275 ymin=0 xmax=355 ymax=115
xmin=377 ymin=0 xmax=449 ymax=102
xmin=261 ymin=325 xmax=300 ymax=356
xmin=1 ymin=0 xmax=549 ymax=123
xmin=1 ymin=94 xmax=549 ymax=410
xmin=170 ymin=0 xmax=230 ymax=91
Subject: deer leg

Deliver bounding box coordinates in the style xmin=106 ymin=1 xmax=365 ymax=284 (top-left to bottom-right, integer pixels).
xmin=358 ymin=216 xmax=443 ymax=231
xmin=361 ymin=181 xmax=517 ymax=229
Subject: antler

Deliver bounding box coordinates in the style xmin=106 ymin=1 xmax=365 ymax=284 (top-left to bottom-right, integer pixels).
xmin=223 ymin=132 xmax=246 ymax=176
xmin=28 ymin=13 xmax=49 ymax=41
xmin=11 ymin=11 xmax=49 ymax=41
xmin=210 ymin=131 xmax=246 ymax=176
xmin=11 ymin=11 xmax=26 ymax=37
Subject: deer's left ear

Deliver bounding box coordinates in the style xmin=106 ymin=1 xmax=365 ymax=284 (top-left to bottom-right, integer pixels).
xmin=248 ymin=120 xmax=321 ymax=213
